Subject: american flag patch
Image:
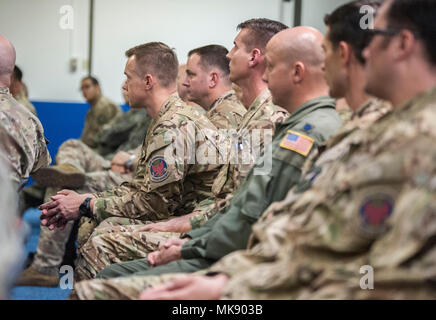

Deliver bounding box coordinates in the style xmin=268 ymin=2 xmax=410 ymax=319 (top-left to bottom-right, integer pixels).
xmin=280 ymin=130 xmax=314 ymax=156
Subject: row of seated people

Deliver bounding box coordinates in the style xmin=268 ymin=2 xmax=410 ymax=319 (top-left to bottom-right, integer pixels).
xmin=0 ymin=0 xmax=434 ymax=300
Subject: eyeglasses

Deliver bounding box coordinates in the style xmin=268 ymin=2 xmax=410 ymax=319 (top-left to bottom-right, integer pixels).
xmin=365 ymin=27 xmax=420 ymax=43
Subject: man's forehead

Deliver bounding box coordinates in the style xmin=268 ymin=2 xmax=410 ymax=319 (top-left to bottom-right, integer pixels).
xmin=234 ymin=29 xmax=248 ymax=44
xmin=187 ymin=53 xmax=200 ymax=66
xmin=125 ymin=57 xmax=136 ymax=72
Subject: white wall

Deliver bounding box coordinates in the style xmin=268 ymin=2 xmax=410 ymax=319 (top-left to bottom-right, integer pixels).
xmin=302 ymin=0 xmax=352 ymax=32
xmin=0 ymin=0 xmax=90 ymax=102
xmin=0 ymin=0 xmax=351 ymax=104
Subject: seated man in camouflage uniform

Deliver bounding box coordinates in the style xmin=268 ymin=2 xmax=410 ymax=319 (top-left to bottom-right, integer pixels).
xmin=70 ymin=26 xmax=344 ymax=299
xmin=73 ymin=19 xmax=291 ymax=280
xmin=136 ymin=0 xmax=436 ymax=300
xmin=39 ymin=42 xmax=225 ymax=265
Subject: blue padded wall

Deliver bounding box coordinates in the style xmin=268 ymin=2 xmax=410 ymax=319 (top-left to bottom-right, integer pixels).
xmin=31 ymin=101 xmax=130 ymax=164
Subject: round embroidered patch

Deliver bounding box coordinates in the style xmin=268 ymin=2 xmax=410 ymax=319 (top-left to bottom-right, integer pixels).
xmin=359 ymin=193 xmax=394 ymax=235
xmin=149 ymin=156 xmax=169 ymax=183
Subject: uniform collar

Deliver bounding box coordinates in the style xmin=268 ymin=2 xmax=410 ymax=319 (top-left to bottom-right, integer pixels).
xmin=209 ymin=90 xmax=234 ymax=111
xmin=156 ymin=92 xmax=180 ymax=118
xmin=281 ymin=96 xmax=336 ymax=126
xmin=247 ymin=88 xmax=270 ymax=113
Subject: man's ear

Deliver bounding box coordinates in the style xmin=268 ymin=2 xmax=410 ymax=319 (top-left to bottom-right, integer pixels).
xmin=338 ymin=41 xmax=351 ymax=67
xmin=144 ymin=74 xmax=153 ymax=89
xmin=293 ymin=62 xmax=306 ymax=84
xmin=209 ymin=72 xmax=219 ymax=89
xmin=249 ymin=48 xmax=262 ymax=68
xmin=395 ymin=29 xmax=416 ymax=61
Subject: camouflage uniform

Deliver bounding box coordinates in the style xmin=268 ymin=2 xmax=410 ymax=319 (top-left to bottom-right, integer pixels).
xmin=55 ymin=139 xmax=136 ymax=193
xmin=89 ymin=93 xmax=222 ymax=224
xmin=73 ymin=95 xmax=222 ymax=279
xmin=31 ymin=123 xmax=149 ymax=275
xmin=74 ymin=90 xmax=288 ymax=280
xmin=72 ymin=96 xmax=342 ymax=297
xmin=0 ymin=86 xmax=51 ymax=190
xmin=30 ymin=110 xmax=151 ymax=276
xmin=206 ymin=90 xmax=246 ymax=130
xmin=205 ymin=91 xmax=436 ymax=300
xmin=81 ymin=95 xmax=122 ymax=149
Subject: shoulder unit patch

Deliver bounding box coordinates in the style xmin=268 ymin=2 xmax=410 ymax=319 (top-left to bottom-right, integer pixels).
xmin=149 ymin=156 xmax=169 ymax=183
xmin=280 ymin=130 xmax=314 ymax=156
xmin=359 ymin=193 xmax=394 ymax=235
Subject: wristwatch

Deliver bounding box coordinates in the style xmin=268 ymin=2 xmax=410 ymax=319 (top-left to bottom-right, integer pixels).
xmin=79 ymin=197 xmax=93 ymax=219
xmin=124 ymin=155 xmax=137 ymax=171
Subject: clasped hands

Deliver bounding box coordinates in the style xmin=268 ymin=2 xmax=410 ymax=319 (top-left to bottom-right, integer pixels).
xmin=39 ymin=189 xmax=94 ymax=230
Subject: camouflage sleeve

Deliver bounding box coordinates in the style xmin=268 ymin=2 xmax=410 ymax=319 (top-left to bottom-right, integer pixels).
xmin=235 ymin=107 xmax=288 ymax=186
xmin=190 ymin=111 xmax=286 ymax=228
xmin=190 ymin=194 xmax=233 ymax=229
xmin=91 ymin=120 xmax=193 ymax=223
xmin=0 ymin=105 xmax=51 ymax=189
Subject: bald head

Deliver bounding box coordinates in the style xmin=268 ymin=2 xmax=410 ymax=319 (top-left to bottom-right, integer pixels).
xmin=0 ymin=34 xmax=16 ymax=87
xmin=267 ymin=26 xmax=325 ymax=71
xmin=263 ymin=26 xmax=329 ymax=112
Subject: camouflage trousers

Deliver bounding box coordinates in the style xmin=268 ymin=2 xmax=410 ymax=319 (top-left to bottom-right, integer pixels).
xmin=73 ymin=272 xmax=192 ymax=300
xmin=33 ymin=220 xmax=75 ymax=275
xmin=75 ymin=217 xmax=178 ymax=281
xmin=32 ymin=140 xmax=133 ymax=274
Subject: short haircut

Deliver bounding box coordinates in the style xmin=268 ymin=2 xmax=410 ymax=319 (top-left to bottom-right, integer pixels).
xmin=237 ymin=18 xmax=288 ymax=53
xmin=13 ymin=65 xmax=23 ymax=82
xmin=188 ymin=45 xmax=230 ymax=75
xmin=324 ymin=1 xmax=381 ymax=64
xmin=125 ymin=42 xmax=179 ymax=88
xmin=386 ymin=0 xmax=436 ymax=65
xmin=82 ymin=76 xmax=99 ymax=86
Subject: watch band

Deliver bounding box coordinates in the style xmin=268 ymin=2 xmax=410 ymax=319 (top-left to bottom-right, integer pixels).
xmin=124 ymin=154 xmax=136 ymax=171
xmin=79 ymin=197 xmax=93 ymax=219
